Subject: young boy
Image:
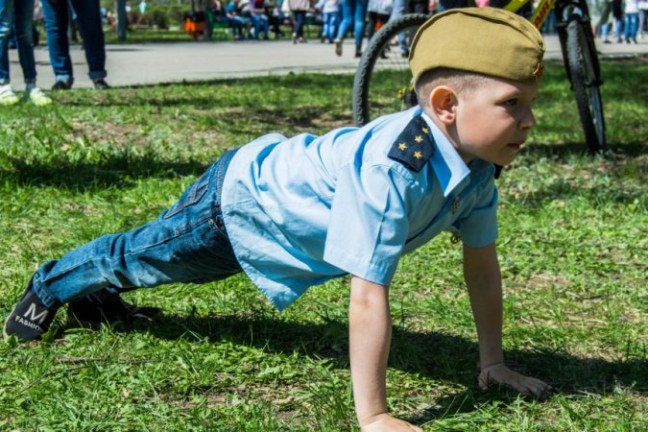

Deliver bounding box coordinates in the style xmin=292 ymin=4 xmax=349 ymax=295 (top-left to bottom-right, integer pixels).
xmin=5 ymin=8 xmax=553 ymax=430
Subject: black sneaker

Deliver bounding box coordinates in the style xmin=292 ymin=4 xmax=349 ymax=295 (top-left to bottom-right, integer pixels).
xmin=51 ymin=80 xmax=72 ymax=90
xmin=93 ymin=79 xmax=110 ymax=90
xmin=67 ymin=289 xmax=161 ymax=327
xmin=4 ymin=285 xmax=59 ymax=342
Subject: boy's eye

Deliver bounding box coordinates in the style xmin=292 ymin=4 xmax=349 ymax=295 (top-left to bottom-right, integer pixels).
xmin=502 ymin=99 xmax=519 ymax=107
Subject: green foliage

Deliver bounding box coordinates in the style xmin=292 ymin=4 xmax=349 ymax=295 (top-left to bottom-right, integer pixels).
xmin=0 ymin=59 xmax=646 ymax=430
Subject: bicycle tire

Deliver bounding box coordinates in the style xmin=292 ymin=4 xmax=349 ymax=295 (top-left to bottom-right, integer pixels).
xmin=564 ymin=14 xmax=606 ymax=153
xmin=353 ymin=13 xmax=430 ymax=126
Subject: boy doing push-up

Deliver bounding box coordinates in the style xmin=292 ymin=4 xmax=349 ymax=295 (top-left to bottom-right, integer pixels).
xmin=5 ymin=8 xmax=553 ymax=431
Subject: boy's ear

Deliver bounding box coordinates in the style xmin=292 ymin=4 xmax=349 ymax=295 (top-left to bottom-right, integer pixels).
xmin=430 ymin=86 xmax=458 ymax=125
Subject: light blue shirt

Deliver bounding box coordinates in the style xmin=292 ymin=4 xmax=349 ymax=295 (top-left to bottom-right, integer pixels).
xmin=220 ymin=106 xmax=498 ymax=311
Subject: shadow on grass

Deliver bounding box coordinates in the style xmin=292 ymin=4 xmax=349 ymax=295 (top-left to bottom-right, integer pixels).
xmin=503 ymin=141 xmax=648 ymax=207
xmin=103 ymin=312 xmax=646 ymax=424
xmin=6 ymin=139 xmax=645 ymax=197
xmin=3 ymin=156 xmax=209 ymax=191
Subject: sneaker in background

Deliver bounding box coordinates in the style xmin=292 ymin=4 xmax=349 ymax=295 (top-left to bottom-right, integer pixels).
xmin=51 ymin=80 xmax=72 ymax=90
xmin=334 ymin=38 xmax=342 ymax=56
xmin=27 ymin=87 xmax=53 ymax=106
xmin=0 ymin=85 xmax=20 ymax=106
xmin=93 ymin=79 xmax=111 ymax=90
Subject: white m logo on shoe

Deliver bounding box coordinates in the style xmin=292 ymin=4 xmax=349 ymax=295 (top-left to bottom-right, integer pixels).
xmin=24 ymin=303 xmax=48 ymax=324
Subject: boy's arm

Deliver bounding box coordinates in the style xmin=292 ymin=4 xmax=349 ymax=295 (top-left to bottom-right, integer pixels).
xmin=349 ymin=276 xmax=423 ymax=432
xmin=463 ymin=244 xmax=553 ymax=400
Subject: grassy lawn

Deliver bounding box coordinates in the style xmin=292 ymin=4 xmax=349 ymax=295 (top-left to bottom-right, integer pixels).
xmin=0 ymin=58 xmax=646 ymax=431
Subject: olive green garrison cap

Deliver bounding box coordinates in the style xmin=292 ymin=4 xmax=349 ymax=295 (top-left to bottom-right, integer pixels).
xmin=409 ymin=7 xmax=545 ymax=84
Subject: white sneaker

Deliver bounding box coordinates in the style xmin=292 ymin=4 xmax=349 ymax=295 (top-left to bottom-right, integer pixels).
xmin=334 ymin=38 xmax=343 ymax=57
xmin=0 ymin=85 xmax=20 ymax=106
xmin=27 ymin=87 xmax=53 ymax=106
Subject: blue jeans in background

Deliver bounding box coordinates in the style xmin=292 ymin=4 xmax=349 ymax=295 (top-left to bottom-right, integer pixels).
xmin=293 ymin=10 xmax=306 ymax=38
xmin=625 ymin=12 xmax=639 ymax=42
xmin=336 ymin=0 xmax=368 ymax=53
xmin=31 ymin=152 xmax=242 ymax=309
xmin=0 ymin=0 xmax=36 ymax=84
xmin=321 ymin=11 xmax=339 ymax=42
xmin=250 ymin=13 xmax=269 ymax=39
xmin=40 ymin=0 xmax=107 ymax=84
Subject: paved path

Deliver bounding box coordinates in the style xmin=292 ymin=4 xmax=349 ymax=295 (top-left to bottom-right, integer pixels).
xmin=10 ymin=35 xmax=648 ymax=89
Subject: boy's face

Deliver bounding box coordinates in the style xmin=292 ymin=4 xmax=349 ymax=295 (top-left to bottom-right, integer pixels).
xmin=451 ymin=77 xmax=538 ymax=166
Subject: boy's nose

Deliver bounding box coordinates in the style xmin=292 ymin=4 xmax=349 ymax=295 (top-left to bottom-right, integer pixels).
xmin=520 ymin=107 xmax=536 ymax=130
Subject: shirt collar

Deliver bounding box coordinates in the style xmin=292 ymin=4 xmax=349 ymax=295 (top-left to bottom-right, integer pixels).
xmin=418 ymin=110 xmax=471 ymax=197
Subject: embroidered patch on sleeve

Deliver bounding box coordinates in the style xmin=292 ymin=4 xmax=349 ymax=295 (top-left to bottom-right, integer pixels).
xmin=387 ymin=115 xmax=435 ymax=172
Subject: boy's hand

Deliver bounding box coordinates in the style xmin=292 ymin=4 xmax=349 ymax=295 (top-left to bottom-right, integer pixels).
xmin=478 ymin=363 xmax=554 ymax=401
xmin=361 ymin=413 xmax=423 ymax=432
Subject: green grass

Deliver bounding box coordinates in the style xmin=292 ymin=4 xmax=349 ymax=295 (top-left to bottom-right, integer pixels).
xmin=0 ymin=58 xmax=646 ymax=431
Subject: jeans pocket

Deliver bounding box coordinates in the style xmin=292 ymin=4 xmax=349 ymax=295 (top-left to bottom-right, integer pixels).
xmin=163 ymin=172 xmax=210 ymax=220
xmin=208 ymin=206 xmax=230 ymax=240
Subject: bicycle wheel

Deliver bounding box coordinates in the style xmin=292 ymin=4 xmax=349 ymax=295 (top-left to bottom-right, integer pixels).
xmin=564 ymin=14 xmax=606 ymax=153
xmin=353 ymin=13 xmax=430 ymax=126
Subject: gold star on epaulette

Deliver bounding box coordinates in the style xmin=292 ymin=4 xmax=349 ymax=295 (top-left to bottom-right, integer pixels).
xmin=387 ymin=115 xmax=436 ymax=172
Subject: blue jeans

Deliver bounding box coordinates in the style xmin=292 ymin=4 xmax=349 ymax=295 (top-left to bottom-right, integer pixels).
xmin=336 ymin=0 xmax=367 ymax=52
xmin=321 ymin=11 xmax=339 ymax=42
xmin=40 ymin=0 xmax=107 ymax=84
xmin=226 ymin=16 xmax=246 ymax=39
xmin=250 ymin=13 xmax=269 ymax=39
xmin=625 ymin=12 xmax=639 ymax=42
xmin=0 ymin=0 xmax=36 ymax=84
xmin=389 ymin=0 xmax=408 ymax=55
xmin=293 ymin=10 xmax=306 ymax=38
xmin=31 ymin=151 xmax=242 ymax=308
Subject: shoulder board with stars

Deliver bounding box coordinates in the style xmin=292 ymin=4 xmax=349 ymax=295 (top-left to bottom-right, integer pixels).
xmin=387 ymin=115 xmax=435 ymax=173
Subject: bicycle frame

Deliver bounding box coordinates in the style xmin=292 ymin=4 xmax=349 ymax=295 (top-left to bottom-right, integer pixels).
xmin=503 ymin=0 xmax=557 ymax=29
xmin=502 ymin=0 xmax=603 ymax=86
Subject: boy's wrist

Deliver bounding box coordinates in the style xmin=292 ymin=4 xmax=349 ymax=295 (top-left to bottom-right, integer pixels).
xmin=358 ymin=412 xmax=390 ymax=428
xmin=480 ymin=361 xmax=505 ymax=372
xmin=478 ymin=349 xmax=504 ymax=371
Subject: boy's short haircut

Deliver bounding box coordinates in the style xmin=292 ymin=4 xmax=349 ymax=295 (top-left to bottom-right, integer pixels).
xmin=409 ymin=7 xmax=545 ymax=85
xmin=414 ymin=68 xmax=489 ymax=109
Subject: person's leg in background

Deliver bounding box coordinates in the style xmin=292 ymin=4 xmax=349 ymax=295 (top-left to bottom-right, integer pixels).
xmin=292 ymin=10 xmax=306 ymax=42
xmin=0 ymin=0 xmax=20 ymax=105
xmin=41 ymin=0 xmax=74 ymax=89
xmin=12 ymin=0 xmax=51 ymax=105
xmin=334 ymin=0 xmax=353 ymax=56
xmin=625 ymin=12 xmax=638 ymax=43
xmin=69 ymin=0 xmax=109 ymax=88
xmin=388 ymin=0 xmax=408 ymax=57
xmin=352 ymin=0 xmax=367 ymax=57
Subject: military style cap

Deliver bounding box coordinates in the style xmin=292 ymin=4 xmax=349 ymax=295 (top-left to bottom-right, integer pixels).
xmin=409 ymin=7 xmax=545 ymax=84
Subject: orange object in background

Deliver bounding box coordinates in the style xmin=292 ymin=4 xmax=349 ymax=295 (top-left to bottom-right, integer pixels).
xmin=183 ymin=12 xmax=206 ymax=39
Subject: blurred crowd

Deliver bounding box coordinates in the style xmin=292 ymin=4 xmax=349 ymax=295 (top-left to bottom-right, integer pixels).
xmin=1 ymin=0 xmax=646 ymax=107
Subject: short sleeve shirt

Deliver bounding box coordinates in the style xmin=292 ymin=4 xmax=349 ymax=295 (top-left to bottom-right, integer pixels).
xmin=220 ymin=107 xmax=498 ymax=311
